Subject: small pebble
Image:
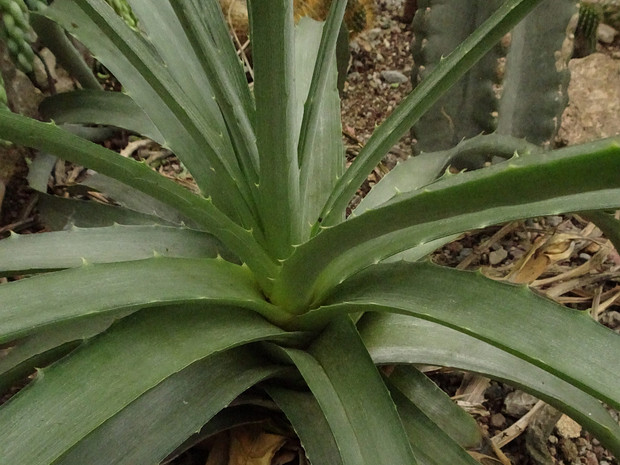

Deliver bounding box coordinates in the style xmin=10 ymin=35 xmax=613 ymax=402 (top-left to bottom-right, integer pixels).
xmin=489 ymin=248 xmax=508 ymax=265
xmin=490 ymin=413 xmax=506 ymax=428
xmin=597 ymin=23 xmax=618 ymax=44
xmin=504 ymin=390 xmax=537 ymax=416
xmin=548 ymin=435 xmax=558 ymax=444
xmin=556 ymin=414 xmax=582 ymax=439
xmin=380 ymin=70 xmax=408 ymax=84
xmin=584 ymin=450 xmax=599 ymax=465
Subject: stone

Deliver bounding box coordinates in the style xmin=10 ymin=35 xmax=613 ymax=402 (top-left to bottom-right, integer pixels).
xmin=489 ymin=248 xmax=508 ymax=265
xmin=556 ymin=414 xmax=582 ymax=439
xmin=380 ymin=70 xmax=408 ymax=84
xmin=504 ymin=390 xmax=538 ymax=416
xmin=490 ymin=413 xmax=506 ymax=428
xmin=597 ymin=23 xmax=618 ymax=44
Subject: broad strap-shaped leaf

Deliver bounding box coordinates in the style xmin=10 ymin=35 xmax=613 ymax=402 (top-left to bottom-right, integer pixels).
xmin=0 ymin=312 xmax=131 ymax=394
xmin=359 ymin=312 xmax=620 ymax=457
xmin=296 ymin=18 xmax=345 ymax=239
xmin=297 ymin=0 xmax=347 ymax=167
xmin=318 ymin=0 xmax=546 ymax=226
xmin=389 ymin=366 xmax=482 ymax=449
xmin=54 ymin=347 xmax=286 ymax=465
xmin=0 ymin=306 xmax=292 ymax=464
xmin=172 ymin=0 xmax=259 ymax=188
xmin=0 ymin=112 xmax=278 ymax=282
xmin=315 ymin=262 xmax=620 ymax=410
xmin=282 ymin=317 xmax=418 ymax=465
xmin=267 ymin=386 xmax=344 ymax=465
xmin=272 ymin=137 xmax=620 ymax=310
xmin=356 ymin=134 xmax=539 ymax=214
xmin=39 ymin=90 xmax=164 ymax=142
xmin=249 ymin=0 xmax=301 ymax=258
xmin=387 ymin=379 xmax=480 ymax=465
xmin=0 ymin=225 xmax=226 ymax=275
xmin=45 ymin=0 xmax=259 ymax=227
xmin=0 ymin=257 xmax=288 ymax=343
xmin=35 ymin=194 xmax=177 ymax=230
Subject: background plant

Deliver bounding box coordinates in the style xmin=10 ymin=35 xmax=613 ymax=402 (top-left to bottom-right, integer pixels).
xmin=0 ymin=1 xmax=618 ymax=464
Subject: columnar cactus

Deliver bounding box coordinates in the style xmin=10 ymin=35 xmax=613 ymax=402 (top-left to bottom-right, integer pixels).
xmin=411 ymin=0 xmax=578 ymax=160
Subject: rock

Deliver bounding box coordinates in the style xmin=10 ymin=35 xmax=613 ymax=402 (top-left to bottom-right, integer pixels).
xmin=490 ymin=413 xmax=506 ymax=428
xmin=504 ymin=390 xmax=538 ymax=416
xmin=559 ymin=53 xmax=620 ymax=145
xmin=584 ymin=451 xmax=599 ymax=465
xmin=560 ymin=438 xmax=579 ymax=463
xmin=556 ymin=414 xmax=582 ymax=439
xmin=597 ymin=23 xmax=618 ymax=44
xmin=381 ymin=70 xmax=408 ymax=84
xmin=489 ymin=248 xmax=508 ymax=265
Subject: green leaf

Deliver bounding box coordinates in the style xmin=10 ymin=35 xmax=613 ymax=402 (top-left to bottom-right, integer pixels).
xmin=39 ymin=90 xmax=164 ymax=142
xmin=297 ymin=0 xmax=347 ymax=168
xmin=0 ymin=306 xmax=289 ymax=464
xmin=0 ymin=313 xmax=130 ymax=394
xmin=249 ymin=0 xmax=301 ymax=258
xmin=35 ymin=194 xmax=176 ymax=230
xmin=45 ymin=0 xmax=258 ymax=227
xmin=267 ymin=386 xmax=344 ymax=465
xmin=54 ymin=347 xmax=285 ymax=465
xmin=296 ymin=17 xmax=345 ymax=238
xmin=171 ymin=0 xmax=259 ymax=188
xmin=273 ymin=137 xmax=620 ymax=310
xmin=0 ymin=257 xmax=286 ymax=343
xmin=79 ymin=172 xmax=197 ymax=226
xmin=318 ymin=262 xmax=620 ymax=409
xmin=0 ymin=112 xmax=278 ymax=282
xmin=389 ymin=366 xmax=482 ymax=448
xmin=319 ymin=0 xmax=546 ymax=225
xmin=388 ymin=379 xmax=480 ymax=465
xmin=356 ymin=134 xmax=539 ymax=214
xmin=0 ymin=225 xmax=225 ymax=275
xmin=284 ymin=317 xmax=417 ymax=465
xmin=359 ymin=312 xmax=620 ymax=457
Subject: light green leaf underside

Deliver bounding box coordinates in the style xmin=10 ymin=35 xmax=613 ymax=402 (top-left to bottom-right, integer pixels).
xmin=126 ymin=0 xmax=235 ymax=140
xmin=36 ymin=194 xmax=176 ymax=230
xmin=55 ymin=347 xmax=285 ymax=465
xmin=295 ymin=17 xmax=344 ymax=238
xmin=0 ymin=306 xmax=288 ymax=465
xmin=81 ymin=172 xmax=196 ymax=227
xmin=389 ymin=365 xmax=482 ymax=448
xmin=286 ymin=317 xmax=417 ymax=465
xmin=358 ymin=313 xmax=620 ymax=457
xmin=38 ymin=90 xmax=164 ymax=143
xmin=267 ymin=386 xmax=344 ymax=465
xmin=172 ymin=0 xmax=259 ymax=187
xmin=0 ymin=257 xmax=278 ymax=343
xmin=388 ymin=380 xmax=480 ymax=465
xmin=0 ymin=224 xmax=224 ymax=275
xmin=319 ymin=262 xmax=620 ymax=410
xmin=356 ymin=133 xmax=538 ymax=215
xmin=274 ymin=138 xmax=620 ymax=310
